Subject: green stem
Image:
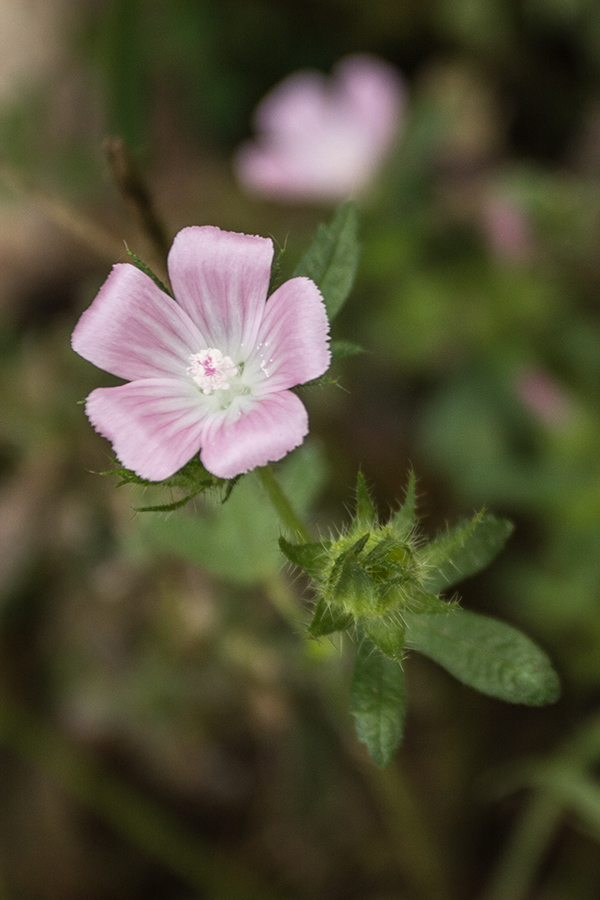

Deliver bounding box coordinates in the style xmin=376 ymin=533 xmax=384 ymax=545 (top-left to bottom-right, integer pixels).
xmin=0 ymin=692 xmax=286 ymax=900
xmin=480 ymin=791 xmax=561 ymax=900
xmin=255 ymin=465 xmax=312 ymax=542
xmin=365 ymin=762 xmax=454 ymax=900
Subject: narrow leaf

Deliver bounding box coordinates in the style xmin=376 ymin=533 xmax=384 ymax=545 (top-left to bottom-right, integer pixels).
xmin=293 ymin=202 xmax=359 ymax=320
xmin=278 ymin=537 xmax=332 ymax=581
xmin=309 ymin=599 xmax=354 ymax=637
xmin=350 ymin=640 xmax=407 ymax=767
xmin=422 ymin=514 xmax=513 ymax=593
xmin=405 ymin=609 xmax=561 ymax=706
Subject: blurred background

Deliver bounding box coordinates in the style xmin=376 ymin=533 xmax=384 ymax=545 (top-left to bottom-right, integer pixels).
xmin=2 ymin=0 xmax=600 ymax=898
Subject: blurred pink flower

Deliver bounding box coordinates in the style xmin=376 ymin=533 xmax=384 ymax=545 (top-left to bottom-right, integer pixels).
xmin=235 ymin=54 xmax=405 ymax=203
xmin=72 ymin=226 xmax=330 ymax=480
xmin=516 ymin=367 xmax=573 ymax=427
xmin=481 ymin=194 xmax=533 ymax=263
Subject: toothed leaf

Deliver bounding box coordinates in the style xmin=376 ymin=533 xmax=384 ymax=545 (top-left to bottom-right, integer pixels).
xmin=422 ymin=514 xmax=513 ymax=593
xmin=405 ymin=609 xmax=560 ymax=706
xmin=350 ymin=640 xmax=407 ymax=767
xmin=293 ymin=201 xmax=359 ymax=320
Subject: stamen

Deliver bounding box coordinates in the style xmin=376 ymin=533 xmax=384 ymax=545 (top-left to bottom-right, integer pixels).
xmin=187 ymin=349 xmax=238 ymax=395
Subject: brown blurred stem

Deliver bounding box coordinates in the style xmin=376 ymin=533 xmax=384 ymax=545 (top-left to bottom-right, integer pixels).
xmin=103 ymin=137 xmax=170 ymax=269
xmin=0 ymin=158 xmax=124 ymax=261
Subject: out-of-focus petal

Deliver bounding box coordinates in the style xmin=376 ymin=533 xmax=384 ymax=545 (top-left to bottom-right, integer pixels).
xmin=335 ymin=54 xmax=404 ymax=148
xmin=85 ymin=379 xmax=209 ymax=481
xmin=167 ymin=226 xmax=273 ymax=359
xmin=199 ymin=391 xmax=309 ymax=479
xmin=253 ymin=72 xmax=328 ymax=137
xmin=234 ymin=53 xmax=405 ymax=203
xmin=245 ymin=276 xmax=330 ymax=394
xmin=235 ymin=141 xmax=349 ymax=202
xmin=71 ymin=264 xmax=205 ymax=381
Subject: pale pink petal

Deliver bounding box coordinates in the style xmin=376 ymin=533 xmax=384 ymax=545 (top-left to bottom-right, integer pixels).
xmin=85 ymin=379 xmax=210 ymax=481
xmin=245 ymin=277 xmax=330 ymax=394
xmin=254 ymin=72 xmax=328 ymax=137
xmin=335 ymin=54 xmax=404 ymax=149
xmin=234 ymin=54 xmax=405 ymax=203
xmin=71 ymin=264 xmax=205 ymax=381
xmin=235 ymin=141 xmax=351 ymax=202
xmin=167 ymin=226 xmax=273 ymax=358
xmin=199 ymin=391 xmax=309 ymax=479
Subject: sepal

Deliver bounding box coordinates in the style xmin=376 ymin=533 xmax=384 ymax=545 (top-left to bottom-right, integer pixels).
xmin=278 ymin=537 xmax=332 ymax=581
xmin=309 ymin=599 xmax=354 ymax=638
xmin=100 ymin=456 xmax=233 ymax=511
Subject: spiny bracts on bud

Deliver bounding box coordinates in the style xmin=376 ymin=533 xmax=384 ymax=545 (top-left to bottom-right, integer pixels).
xmin=280 ymin=472 xmax=561 ymax=768
xmin=279 ymin=471 xmax=510 ymax=662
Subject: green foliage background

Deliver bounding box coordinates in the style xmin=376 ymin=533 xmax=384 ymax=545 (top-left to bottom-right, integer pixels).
xmin=3 ymin=0 xmax=600 ymax=898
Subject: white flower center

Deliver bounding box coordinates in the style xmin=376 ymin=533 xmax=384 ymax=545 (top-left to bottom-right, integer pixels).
xmin=187 ymin=349 xmax=239 ymax=395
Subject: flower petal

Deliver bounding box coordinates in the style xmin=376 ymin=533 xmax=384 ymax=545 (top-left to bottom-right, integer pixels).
xmin=234 ymin=54 xmax=404 ymax=203
xmin=245 ymin=276 xmax=330 ymax=394
xmin=72 ymin=264 xmax=205 ymax=381
xmin=199 ymin=391 xmax=309 ymax=479
xmin=85 ymin=378 xmax=210 ymax=481
xmin=167 ymin=226 xmax=273 ymax=358
xmin=335 ymin=54 xmax=404 ymax=150
xmin=253 ymin=71 xmax=328 ymax=137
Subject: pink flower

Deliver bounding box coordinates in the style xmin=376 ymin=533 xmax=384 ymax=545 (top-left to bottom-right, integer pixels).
xmin=72 ymin=226 xmax=331 ymax=480
xmin=481 ymin=194 xmax=533 ymax=263
xmin=516 ymin=367 xmax=573 ymax=428
xmin=234 ymin=54 xmax=405 ymax=203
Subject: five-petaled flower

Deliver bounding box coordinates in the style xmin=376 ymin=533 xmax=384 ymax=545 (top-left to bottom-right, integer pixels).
xmin=72 ymin=226 xmax=331 ymax=480
xmin=234 ymin=54 xmax=405 ymax=203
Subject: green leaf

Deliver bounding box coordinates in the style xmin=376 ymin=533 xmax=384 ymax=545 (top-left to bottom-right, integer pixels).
xmin=293 ymin=202 xmax=359 ymax=320
xmin=362 ymin=615 xmax=406 ymax=661
xmin=350 ymin=640 xmax=407 ymax=767
xmin=126 ymin=248 xmax=172 ymax=296
xmin=278 ymin=537 xmax=332 ymax=581
xmin=422 ymin=513 xmax=513 ymax=593
xmin=405 ymin=609 xmax=561 ymax=706
xmin=391 ymin=471 xmax=417 ymax=538
xmin=330 ymin=340 xmax=364 ymax=362
xmin=355 ymin=472 xmax=377 ymax=531
xmin=139 ymin=444 xmax=327 ymax=585
xmin=268 ymin=241 xmax=286 ymax=295
xmin=308 ymin=599 xmax=354 ymax=637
